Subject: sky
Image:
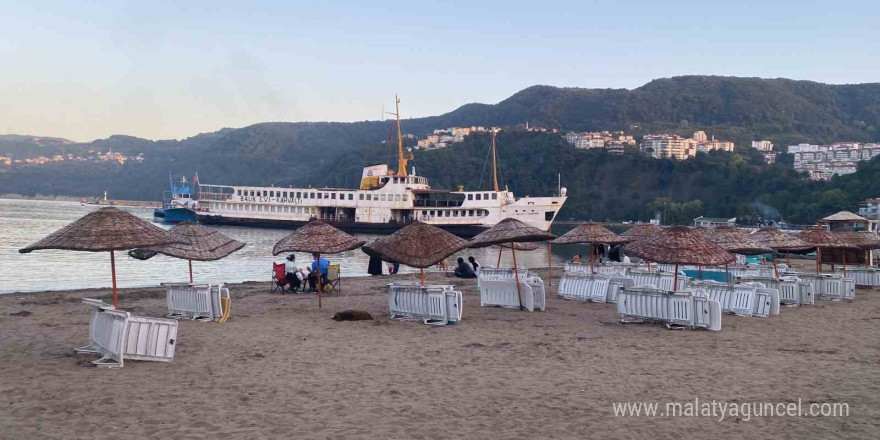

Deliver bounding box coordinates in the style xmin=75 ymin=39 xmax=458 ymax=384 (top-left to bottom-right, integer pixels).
xmin=1 ymin=0 xmax=878 ymax=142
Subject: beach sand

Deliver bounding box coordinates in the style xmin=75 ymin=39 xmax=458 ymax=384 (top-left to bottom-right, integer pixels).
xmin=1 ymin=260 xmax=879 ymax=439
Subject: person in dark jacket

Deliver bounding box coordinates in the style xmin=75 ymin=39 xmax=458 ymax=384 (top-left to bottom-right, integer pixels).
xmin=454 ymin=257 xmax=476 ymax=278
xmin=367 ymin=255 xmax=383 ymax=276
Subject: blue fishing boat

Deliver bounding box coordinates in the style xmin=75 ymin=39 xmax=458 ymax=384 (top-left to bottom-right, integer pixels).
xmin=154 ymin=175 xmax=199 ymax=224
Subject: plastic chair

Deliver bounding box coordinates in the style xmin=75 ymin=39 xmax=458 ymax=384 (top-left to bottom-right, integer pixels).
xmin=271 ymin=263 xmax=289 ymax=293
xmin=324 ymin=264 xmax=341 ymax=293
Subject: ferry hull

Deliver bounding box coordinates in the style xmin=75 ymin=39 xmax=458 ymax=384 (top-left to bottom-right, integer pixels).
xmin=154 ymin=207 xmax=199 ymax=224
xmin=197 ymin=213 xmax=488 ymax=237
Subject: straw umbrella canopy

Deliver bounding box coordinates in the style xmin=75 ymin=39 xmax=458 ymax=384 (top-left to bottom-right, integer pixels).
xmin=552 ymin=222 xmax=631 ymax=273
xmin=361 ymin=221 xmax=470 ymax=285
xmin=751 ymin=227 xmax=815 ymax=277
xmin=18 ymin=207 xmax=186 ymax=308
xmin=620 ymin=224 xmax=661 ymax=243
xmin=797 ymin=227 xmax=858 ymax=274
xmin=690 ymin=226 xmax=713 ymax=239
xmin=500 ymin=242 xmax=539 ymax=250
xmin=833 ymin=231 xmax=880 ymax=268
xmin=625 ymin=226 xmax=736 ymax=288
xmin=751 ymin=228 xmax=815 ymax=252
xmin=272 ymin=220 xmax=365 ymax=308
xmin=128 ymin=222 xmax=245 ymax=283
xmin=708 ymin=226 xmax=774 ymax=255
xmin=470 ymin=218 xmax=556 ymax=310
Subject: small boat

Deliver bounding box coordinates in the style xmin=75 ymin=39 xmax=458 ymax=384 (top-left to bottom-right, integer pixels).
xmin=154 ymin=175 xmax=199 ymax=224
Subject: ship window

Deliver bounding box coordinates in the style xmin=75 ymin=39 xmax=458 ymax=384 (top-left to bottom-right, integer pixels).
xmin=492 ymin=193 xmax=497 ymax=200
xmin=395 ymin=194 xmax=401 ymax=201
xmin=310 ymin=192 xmax=315 ymax=199
xmin=348 ymin=194 xmax=353 ymax=200
xmin=318 ymin=193 xmax=323 ymax=199
xmin=282 ymin=191 xmax=287 ymax=198
xmin=437 ymin=211 xmax=443 ymax=217
xmin=269 ymin=191 xmax=274 ymax=197
xmin=380 ymin=194 xmax=386 ymax=201
xmin=366 ymin=194 xmax=371 ymax=201
xmin=236 ymin=190 xmax=241 ymax=196
xmin=453 ymin=211 xmax=458 ymax=217
xmin=545 ymin=211 xmax=554 ymax=221
xmin=467 ymin=194 xmax=473 ymax=200
xmin=403 ymin=194 xmax=408 ymax=201
xmin=429 ymin=210 xmax=435 ymax=216
xmin=468 ymin=210 xmax=474 ymax=216
xmin=359 ymin=193 xmax=364 ymax=200
xmin=476 ymin=194 xmax=481 ymax=200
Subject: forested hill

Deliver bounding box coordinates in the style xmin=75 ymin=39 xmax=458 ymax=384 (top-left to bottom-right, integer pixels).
xmin=3 ymin=75 xmax=880 ymax=224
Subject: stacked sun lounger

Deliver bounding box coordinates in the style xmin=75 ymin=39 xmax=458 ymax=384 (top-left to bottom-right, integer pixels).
xmin=480 ymin=276 xmax=546 ymax=312
xmin=616 ymin=286 xmax=722 ymax=331
xmin=735 ymin=275 xmax=814 ymax=306
xmin=476 ymin=267 xmax=533 ymax=289
xmin=834 ymin=267 xmax=880 ymax=288
xmin=388 ymin=283 xmax=462 ymax=325
xmin=163 ymin=282 xmax=231 ymax=322
xmin=784 ymin=272 xmax=855 ymax=301
xmin=557 ymin=272 xmax=634 ymax=303
xmin=76 ymin=298 xmax=178 ymax=368
xmin=685 ymin=280 xmax=779 ymax=317
xmin=624 ymin=269 xmax=690 ymax=292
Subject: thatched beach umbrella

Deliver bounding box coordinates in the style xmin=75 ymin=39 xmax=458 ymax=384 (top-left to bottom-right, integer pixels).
xmin=751 ymin=227 xmax=815 ymax=270
xmin=470 ymin=218 xmax=555 ymax=310
xmin=797 ymin=227 xmax=857 ymax=274
xmin=621 ymin=223 xmax=661 ymax=242
xmin=273 ymin=220 xmax=365 ymax=308
xmin=128 ymin=222 xmax=245 ymax=283
xmin=552 ymin=222 xmax=631 ymax=274
xmin=19 ymin=207 xmax=185 ymax=308
xmin=833 ymin=231 xmax=880 ymax=268
xmin=625 ymin=226 xmax=736 ymax=288
xmin=361 ymin=221 xmax=470 ymax=285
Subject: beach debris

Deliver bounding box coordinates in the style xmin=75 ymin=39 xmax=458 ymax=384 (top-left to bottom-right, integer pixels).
xmin=332 ymin=310 xmax=374 ymax=321
xmin=9 ymin=310 xmax=32 ymax=317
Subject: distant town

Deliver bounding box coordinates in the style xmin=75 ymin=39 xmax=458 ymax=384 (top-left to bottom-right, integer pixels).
xmin=0 ymin=148 xmax=143 ymax=166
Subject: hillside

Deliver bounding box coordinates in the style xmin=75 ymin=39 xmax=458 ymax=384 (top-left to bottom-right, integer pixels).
xmin=2 ymin=75 xmax=880 ymax=223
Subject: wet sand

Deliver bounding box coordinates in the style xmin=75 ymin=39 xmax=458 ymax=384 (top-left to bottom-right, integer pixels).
xmin=1 ymin=260 xmax=879 ymax=439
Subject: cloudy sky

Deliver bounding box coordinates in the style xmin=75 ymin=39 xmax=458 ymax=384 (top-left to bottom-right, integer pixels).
xmin=1 ymin=0 xmax=877 ymax=141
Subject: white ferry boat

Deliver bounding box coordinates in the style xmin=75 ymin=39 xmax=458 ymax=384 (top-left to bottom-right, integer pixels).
xmin=193 ymin=97 xmax=567 ymax=236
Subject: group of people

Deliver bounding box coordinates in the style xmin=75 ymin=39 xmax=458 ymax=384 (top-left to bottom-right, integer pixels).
xmin=453 ymin=256 xmax=480 ymax=279
xmin=283 ymin=253 xmax=329 ymax=293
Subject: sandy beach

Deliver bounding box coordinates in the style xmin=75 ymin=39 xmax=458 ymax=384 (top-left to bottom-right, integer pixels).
xmin=1 ymin=260 xmax=878 ymax=439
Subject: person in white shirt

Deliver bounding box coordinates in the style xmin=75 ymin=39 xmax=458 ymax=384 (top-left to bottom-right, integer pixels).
xmin=284 ymin=255 xmax=303 ymax=293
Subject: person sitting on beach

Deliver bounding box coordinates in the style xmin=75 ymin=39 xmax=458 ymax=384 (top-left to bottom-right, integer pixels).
xmin=572 ymin=254 xmax=582 ymax=264
xmin=307 ymin=253 xmax=330 ymax=291
xmin=454 ymin=257 xmax=476 ymax=279
xmin=468 ymin=256 xmax=480 ymax=273
xmin=284 ymin=254 xmax=303 ymax=293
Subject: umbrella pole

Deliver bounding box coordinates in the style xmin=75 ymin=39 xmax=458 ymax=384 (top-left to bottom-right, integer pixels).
xmin=188 ymin=259 xmax=193 ymax=284
xmin=698 ymin=265 xmax=702 ymax=280
xmin=512 ymin=247 xmax=524 ymax=310
xmin=816 ymin=247 xmax=821 ymax=273
xmin=420 ymin=268 xmax=425 ymax=286
xmin=547 ymin=242 xmax=552 ymax=286
xmin=674 ymin=263 xmax=679 ymax=292
xmin=773 ymin=258 xmax=779 ymax=279
xmin=589 ymin=243 xmax=595 ymax=274
xmin=787 ymin=253 xmax=791 ymax=266
xmin=866 ymin=250 xmax=869 ymax=268
xmin=110 ymin=250 xmax=118 ymax=309
xmin=497 ymin=246 xmax=503 ymax=267
xmin=725 ymin=263 xmax=729 ymax=284
xmin=843 ymin=249 xmax=847 ymax=277
xmin=317 ymin=253 xmax=323 ymax=309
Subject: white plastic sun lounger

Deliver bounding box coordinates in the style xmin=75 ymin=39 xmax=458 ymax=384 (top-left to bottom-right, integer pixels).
xmin=388 ymin=284 xmax=461 ymax=325
xmin=479 ymin=279 xmax=543 ymax=312
xmin=163 ymin=283 xmax=229 ymax=321
xmin=834 ymin=267 xmax=880 ymax=287
xmin=477 ymin=267 xmax=533 ymax=289
xmin=616 ymin=287 xmax=722 ymax=331
xmin=76 ymin=299 xmax=178 ymax=368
